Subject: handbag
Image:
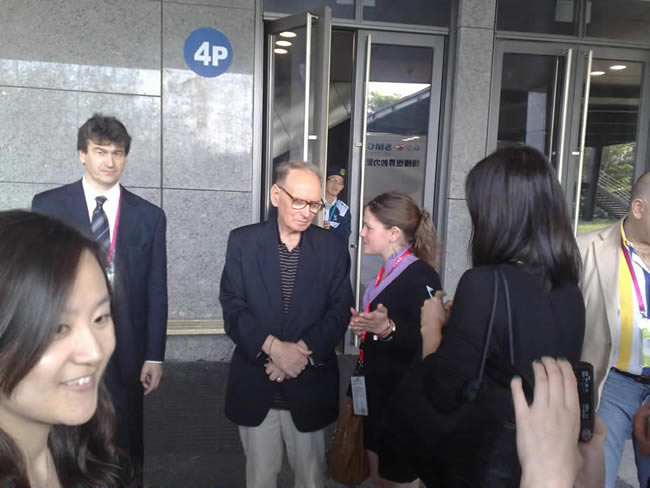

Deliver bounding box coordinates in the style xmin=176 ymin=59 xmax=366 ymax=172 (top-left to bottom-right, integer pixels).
xmin=386 ymin=267 xmax=530 ymax=487
xmin=327 ymin=395 xmax=370 ymax=485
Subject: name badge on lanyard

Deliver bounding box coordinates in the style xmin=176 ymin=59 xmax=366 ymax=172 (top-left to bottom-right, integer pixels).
xmin=622 ymin=241 xmax=650 ymax=367
xmin=105 ymin=194 xmax=122 ymax=287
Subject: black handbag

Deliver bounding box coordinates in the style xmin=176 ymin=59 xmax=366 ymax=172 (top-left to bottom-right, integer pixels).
xmin=383 ymin=267 xmax=530 ymax=487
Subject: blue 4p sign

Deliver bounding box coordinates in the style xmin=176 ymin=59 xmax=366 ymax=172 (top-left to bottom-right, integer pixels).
xmin=184 ymin=27 xmax=233 ymax=78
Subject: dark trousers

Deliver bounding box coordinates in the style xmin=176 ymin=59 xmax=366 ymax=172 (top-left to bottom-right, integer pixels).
xmin=105 ymin=358 xmax=144 ymax=487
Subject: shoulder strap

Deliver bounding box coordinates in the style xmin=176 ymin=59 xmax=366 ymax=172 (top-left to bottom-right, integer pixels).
xmin=464 ymin=267 xmax=515 ymax=401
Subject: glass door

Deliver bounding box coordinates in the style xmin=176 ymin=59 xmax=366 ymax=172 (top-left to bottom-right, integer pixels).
xmin=489 ymin=41 xmax=650 ymax=236
xmin=345 ymin=31 xmax=445 ymax=351
xmin=567 ymin=47 xmax=650 ymax=234
xmin=488 ymin=41 xmax=576 ymax=178
xmin=263 ymin=7 xmax=332 ymax=217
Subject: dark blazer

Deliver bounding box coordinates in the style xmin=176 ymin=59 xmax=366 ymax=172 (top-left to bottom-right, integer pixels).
xmin=362 ymin=260 xmax=441 ymax=446
xmin=220 ymin=219 xmax=354 ymax=432
xmin=32 ymin=180 xmax=168 ymax=381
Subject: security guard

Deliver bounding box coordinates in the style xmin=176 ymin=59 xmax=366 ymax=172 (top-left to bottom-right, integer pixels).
xmin=323 ymin=167 xmax=351 ymax=240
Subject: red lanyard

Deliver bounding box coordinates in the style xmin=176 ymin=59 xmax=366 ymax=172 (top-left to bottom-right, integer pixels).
xmin=621 ymin=238 xmax=647 ymax=317
xmin=358 ymin=248 xmax=413 ymax=365
xmin=107 ymin=194 xmax=122 ymax=264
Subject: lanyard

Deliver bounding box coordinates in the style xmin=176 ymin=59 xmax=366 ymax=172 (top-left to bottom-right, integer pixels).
xmin=621 ymin=238 xmax=647 ymax=317
xmin=107 ymin=194 xmax=122 ymax=264
xmin=328 ymin=204 xmax=336 ymax=221
xmin=358 ymin=248 xmax=413 ymax=365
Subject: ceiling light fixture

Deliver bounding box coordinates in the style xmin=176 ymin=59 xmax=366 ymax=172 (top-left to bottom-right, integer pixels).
xmin=276 ymin=40 xmax=292 ymax=47
xmin=279 ymin=31 xmax=297 ymax=38
xmin=274 ymin=48 xmax=288 ymax=54
xmin=590 ymin=71 xmax=606 ymax=76
xmin=609 ymin=64 xmax=627 ymax=70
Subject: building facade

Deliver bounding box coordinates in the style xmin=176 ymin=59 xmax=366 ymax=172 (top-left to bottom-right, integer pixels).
xmin=1 ymin=0 xmax=649 ymax=360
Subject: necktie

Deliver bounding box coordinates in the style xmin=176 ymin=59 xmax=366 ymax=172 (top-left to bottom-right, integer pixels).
xmin=91 ymin=196 xmax=110 ymax=251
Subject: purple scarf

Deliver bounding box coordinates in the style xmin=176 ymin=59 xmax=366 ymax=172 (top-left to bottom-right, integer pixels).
xmin=362 ymin=245 xmax=418 ymax=311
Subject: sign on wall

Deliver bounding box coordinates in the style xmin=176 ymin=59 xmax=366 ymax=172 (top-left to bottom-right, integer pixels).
xmin=184 ymin=28 xmax=233 ymax=78
xmin=364 ymin=133 xmax=427 ymax=205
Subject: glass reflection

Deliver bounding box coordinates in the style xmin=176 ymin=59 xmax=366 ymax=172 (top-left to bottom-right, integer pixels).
xmin=360 ymin=43 xmax=433 ymax=293
xmin=496 ymin=53 xmax=566 ymax=169
xmin=576 ymin=60 xmax=643 ymax=234
xmin=497 ymin=0 xmax=578 ymax=36
xmin=586 ymin=0 xmax=650 ymax=43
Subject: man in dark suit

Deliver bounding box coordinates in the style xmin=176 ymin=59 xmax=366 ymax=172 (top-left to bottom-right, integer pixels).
xmin=220 ymin=160 xmax=353 ymax=488
xmin=32 ymin=114 xmax=167 ymax=484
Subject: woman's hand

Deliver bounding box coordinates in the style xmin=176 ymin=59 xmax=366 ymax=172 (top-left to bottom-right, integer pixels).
xmin=512 ymin=357 xmax=581 ymax=488
xmin=576 ymin=414 xmax=606 ymax=488
xmin=349 ymin=304 xmax=390 ymax=335
xmin=421 ymin=291 xmax=451 ymax=358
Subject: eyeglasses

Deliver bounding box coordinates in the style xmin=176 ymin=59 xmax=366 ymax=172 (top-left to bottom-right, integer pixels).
xmin=326 ymin=177 xmax=344 ymax=186
xmin=277 ymin=185 xmax=325 ymax=214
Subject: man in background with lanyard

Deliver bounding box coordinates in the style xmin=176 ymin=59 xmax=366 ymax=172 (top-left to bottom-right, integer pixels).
xmin=32 ymin=114 xmax=168 ymax=486
xmin=580 ymin=171 xmax=650 ymax=488
xmin=322 ymin=167 xmax=351 ymax=240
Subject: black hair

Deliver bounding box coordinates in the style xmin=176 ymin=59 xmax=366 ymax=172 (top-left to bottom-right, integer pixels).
xmin=77 ymin=114 xmax=132 ymax=156
xmin=0 ymin=210 xmax=130 ymax=487
xmin=465 ymin=145 xmax=581 ymax=288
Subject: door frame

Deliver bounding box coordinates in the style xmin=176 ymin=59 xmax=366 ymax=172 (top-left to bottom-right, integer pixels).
xmin=565 ymin=45 xmax=650 ymax=229
xmin=345 ymin=30 xmax=445 ymax=350
xmin=488 ymin=39 xmax=650 ymax=226
xmin=263 ymin=7 xmax=332 ymax=218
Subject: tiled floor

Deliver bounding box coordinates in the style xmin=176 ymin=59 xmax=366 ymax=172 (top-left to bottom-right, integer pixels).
xmin=143 ymin=360 xmax=639 ymax=488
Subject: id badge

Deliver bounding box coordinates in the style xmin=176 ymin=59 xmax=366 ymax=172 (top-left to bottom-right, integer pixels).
xmin=642 ymin=323 xmax=650 ymax=367
xmin=351 ymin=375 xmax=368 ymax=416
xmin=106 ymin=260 xmax=115 ymax=288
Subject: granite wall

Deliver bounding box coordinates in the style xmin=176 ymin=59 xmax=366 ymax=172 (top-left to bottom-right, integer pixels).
xmin=0 ymin=0 xmax=256 ymax=359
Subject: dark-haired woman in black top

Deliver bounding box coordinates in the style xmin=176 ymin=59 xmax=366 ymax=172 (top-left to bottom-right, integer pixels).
xmin=385 ymin=146 xmax=586 ymax=487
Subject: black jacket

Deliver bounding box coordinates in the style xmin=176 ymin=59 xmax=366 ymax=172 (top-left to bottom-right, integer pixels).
xmin=220 ymin=219 xmax=354 ymax=431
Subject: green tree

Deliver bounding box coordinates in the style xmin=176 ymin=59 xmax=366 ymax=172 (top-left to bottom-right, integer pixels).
xmin=367 ymin=91 xmax=402 ymax=113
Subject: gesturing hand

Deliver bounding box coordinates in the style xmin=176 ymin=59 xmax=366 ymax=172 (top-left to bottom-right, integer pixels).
xmin=348 ymin=303 xmax=390 ymax=335
xmin=421 ymin=290 xmax=450 ymax=358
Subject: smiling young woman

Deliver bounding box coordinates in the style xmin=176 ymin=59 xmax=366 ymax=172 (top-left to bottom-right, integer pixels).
xmin=0 ymin=210 xmax=130 ymax=488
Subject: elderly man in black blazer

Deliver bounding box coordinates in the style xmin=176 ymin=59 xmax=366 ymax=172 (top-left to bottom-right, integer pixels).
xmin=32 ymin=114 xmax=167 ymax=486
xmin=220 ymin=160 xmax=353 ymax=488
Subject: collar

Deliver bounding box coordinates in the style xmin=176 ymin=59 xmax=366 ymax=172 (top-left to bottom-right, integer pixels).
xmin=82 ymin=176 xmax=121 ymax=202
xmin=325 ymin=198 xmax=338 ymax=209
xmin=274 ymin=217 xmax=304 ymax=247
xmin=384 ymin=244 xmax=412 ymax=270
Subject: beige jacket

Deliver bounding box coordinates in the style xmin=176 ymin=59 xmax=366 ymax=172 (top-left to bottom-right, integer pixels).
xmin=578 ymin=220 xmax=622 ymax=403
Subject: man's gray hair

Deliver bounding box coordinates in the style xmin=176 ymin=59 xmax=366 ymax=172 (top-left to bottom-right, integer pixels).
xmin=275 ymin=160 xmax=322 ymax=186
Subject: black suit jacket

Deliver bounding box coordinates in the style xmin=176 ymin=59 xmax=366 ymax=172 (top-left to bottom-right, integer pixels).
xmin=220 ymin=219 xmax=353 ymax=432
xmin=32 ymin=180 xmax=168 ymax=382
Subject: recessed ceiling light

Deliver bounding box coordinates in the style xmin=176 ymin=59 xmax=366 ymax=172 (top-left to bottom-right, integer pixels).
xmin=276 ymin=40 xmax=292 ymax=47
xmin=590 ymin=71 xmax=606 ymax=76
xmin=279 ymin=31 xmax=296 ymax=38
xmin=609 ymin=64 xmax=627 ymax=70
xmin=274 ymin=48 xmax=288 ymax=54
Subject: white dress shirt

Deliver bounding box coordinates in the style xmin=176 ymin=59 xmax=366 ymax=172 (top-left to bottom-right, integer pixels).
xmin=82 ymin=176 xmax=121 ymax=242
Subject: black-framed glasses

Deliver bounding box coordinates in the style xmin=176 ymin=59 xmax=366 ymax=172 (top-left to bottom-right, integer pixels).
xmin=277 ymin=185 xmax=325 ymax=214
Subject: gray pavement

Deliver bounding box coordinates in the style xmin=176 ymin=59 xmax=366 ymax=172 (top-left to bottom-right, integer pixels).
xmin=143 ymin=360 xmax=638 ymax=488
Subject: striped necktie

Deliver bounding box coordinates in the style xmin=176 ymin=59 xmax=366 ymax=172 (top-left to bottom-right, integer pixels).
xmin=91 ymin=196 xmax=110 ymax=250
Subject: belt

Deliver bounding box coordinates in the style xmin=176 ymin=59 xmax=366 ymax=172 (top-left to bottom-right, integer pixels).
xmin=613 ymin=368 xmax=650 ymax=385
